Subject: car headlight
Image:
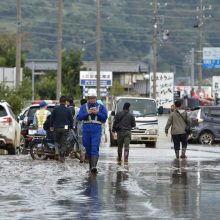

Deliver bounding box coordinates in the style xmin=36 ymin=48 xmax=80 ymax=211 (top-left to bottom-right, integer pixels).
xmin=146 ymin=129 xmax=157 ymax=135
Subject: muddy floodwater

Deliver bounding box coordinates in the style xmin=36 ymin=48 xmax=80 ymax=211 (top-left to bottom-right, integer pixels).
xmin=1 ymin=144 xmax=220 ymax=220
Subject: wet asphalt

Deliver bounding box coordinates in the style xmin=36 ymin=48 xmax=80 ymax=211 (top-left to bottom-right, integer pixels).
xmin=1 ymin=115 xmax=220 ymax=220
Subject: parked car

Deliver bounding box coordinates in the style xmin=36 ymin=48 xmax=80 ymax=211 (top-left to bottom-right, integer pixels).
xmin=188 ymin=106 xmax=220 ymax=145
xmin=19 ymin=102 xmax=57 ymax=149
xmin=0 ymin=101 xmax=21 ymax=154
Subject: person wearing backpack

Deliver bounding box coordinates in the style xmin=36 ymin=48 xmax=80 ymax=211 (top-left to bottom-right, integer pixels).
xmin=165 ymin=100 xmax=190 ymax=159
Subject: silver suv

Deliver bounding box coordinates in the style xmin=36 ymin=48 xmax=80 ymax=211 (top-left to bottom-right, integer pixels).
xmin=0 ymin=101 xmax=21 ymax=154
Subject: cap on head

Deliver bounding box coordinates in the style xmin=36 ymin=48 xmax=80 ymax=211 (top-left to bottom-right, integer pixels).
xmin=40 ymin=101 xmax=47 ymax=107
xmin=87 ymin=88 xmax=97 ymax=97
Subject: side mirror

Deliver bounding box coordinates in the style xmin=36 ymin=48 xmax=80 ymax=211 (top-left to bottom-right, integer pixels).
xmin=111 ymin=111 xmax=115 ymax=116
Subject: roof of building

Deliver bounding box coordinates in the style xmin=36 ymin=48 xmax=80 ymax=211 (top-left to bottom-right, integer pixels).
xmin=25 ymin=59 xmax=148 ymax=73
xmin=83 ymin=61 xmax=148 ymax=73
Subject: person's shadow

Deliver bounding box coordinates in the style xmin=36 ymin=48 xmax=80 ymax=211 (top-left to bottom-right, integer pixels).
xmin=78 ymin=175 xmax=101 ymax=220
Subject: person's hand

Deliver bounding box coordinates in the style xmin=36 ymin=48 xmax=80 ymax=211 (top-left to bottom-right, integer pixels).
xmin=92 ymin=107 xmax=99 ymax=114
xmin=88 ymin=108 xmax=93 ymax=114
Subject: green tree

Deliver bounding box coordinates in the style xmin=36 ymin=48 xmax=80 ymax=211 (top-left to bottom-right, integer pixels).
xmin=0 ymin=84 xmax=24 ymax=116
xmin=0 ymin=33 xmax=26 ymax=67
xmin=62 ymin=49 xmax=84 ymax=99
xmin=110 ymin=80 xmax=125 ymax=96
xmin=0 ymin=34 xmax=30 ymax=115
xmin=35 ymin=71 xmax=56 ymax=100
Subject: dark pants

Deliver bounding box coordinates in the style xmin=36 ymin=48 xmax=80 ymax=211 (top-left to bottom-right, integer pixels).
xmin=117 ymin=130 xmax=131 ymax=150
xmin=172 ymin=133 xmax=188 ymax=151
xmin=54 ymin=128 xmax=69 ymax=155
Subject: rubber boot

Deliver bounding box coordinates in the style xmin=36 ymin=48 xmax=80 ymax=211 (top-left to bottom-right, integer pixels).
xmin=180 ymin=148 xmax=187 ymax=159
xmin=117 ymin=147 xmax=122 ymax=163
xmin=175 ymin=150 xmax=180 ymax=159
xmin=124 ymin=149 xmax=129 ymax=163
xmin=90 ymin=156 xmax=99 ymax=174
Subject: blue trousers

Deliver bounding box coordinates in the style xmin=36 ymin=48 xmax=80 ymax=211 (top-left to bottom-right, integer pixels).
xmin=83 ymin=124 xmax=102 ymax=157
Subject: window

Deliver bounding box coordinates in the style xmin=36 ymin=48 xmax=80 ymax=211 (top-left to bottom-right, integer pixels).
xmin=0 ymin=106 xmax=7 ymax=117
xmin=116 ymin=99 xmax=157 ymax=116
xmin=209 ymin=109 xmax=220 ymax=118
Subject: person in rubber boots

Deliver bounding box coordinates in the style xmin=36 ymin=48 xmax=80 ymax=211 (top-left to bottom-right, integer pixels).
xmin=77 ymin=88 xmax=108 ymax=174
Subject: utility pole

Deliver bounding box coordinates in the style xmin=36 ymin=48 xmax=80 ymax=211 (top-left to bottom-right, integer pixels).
xmin=96 ymin=0 xmax=101 ymax=99
xmin=197 ymin=0 xmax=203 ymax=88
xmin=191 ymin=48 xmax=195 ymax=87
xmin=16 ymin=0 xmax=21 ymax=89
xmin=195 ymin=0 xmax=212 ymax=88
xmin=152 ymin=0 xmax=158 ymax=99
xmin=31 ymin=61 xmax=35 ymax=101
xmin=56 ymin=0 xmax=63 ymax=100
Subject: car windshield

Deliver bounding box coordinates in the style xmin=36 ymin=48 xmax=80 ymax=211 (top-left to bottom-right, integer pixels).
xmin=116 ymin=98 xmax=157 ymax=117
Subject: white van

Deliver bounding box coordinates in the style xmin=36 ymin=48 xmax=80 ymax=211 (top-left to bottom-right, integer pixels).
xmin=109 ymin=96 xmax=158 ymax=148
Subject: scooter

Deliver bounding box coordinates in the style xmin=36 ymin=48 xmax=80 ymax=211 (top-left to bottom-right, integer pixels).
xmin=28 ymin=128 xmax=85 ymax=161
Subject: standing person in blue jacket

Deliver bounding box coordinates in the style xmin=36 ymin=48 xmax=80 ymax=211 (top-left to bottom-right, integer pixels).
xmin=77 ymin=88 xmax=108 ymax=174
xmin=50 ymin=96 xmax=73 ymax=163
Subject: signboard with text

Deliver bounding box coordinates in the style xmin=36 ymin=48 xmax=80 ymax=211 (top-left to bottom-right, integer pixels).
xmin=203 ymin=47 xmax=220 ymax=69
xmin=150 ymin=72 xmax=174 ymax=108
xmin=80 ymin=71 xmax=112 ymax=86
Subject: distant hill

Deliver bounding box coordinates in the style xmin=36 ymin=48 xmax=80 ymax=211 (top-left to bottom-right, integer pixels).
xmin=0 ymin=0 xmax=220 ymax=79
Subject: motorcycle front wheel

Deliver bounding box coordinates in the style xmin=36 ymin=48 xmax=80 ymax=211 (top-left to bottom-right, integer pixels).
xmin=30 ymin=142 xmax=49 ymax=160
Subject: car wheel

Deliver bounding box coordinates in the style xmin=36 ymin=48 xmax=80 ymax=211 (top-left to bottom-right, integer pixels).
xmin=7 ymin=144 xmax=16 ymax=155
xmin=199 ymin=132 xmax=214 ymax=145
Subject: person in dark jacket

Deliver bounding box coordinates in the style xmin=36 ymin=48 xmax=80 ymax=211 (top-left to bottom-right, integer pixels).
xmin=50 ymin=96 xmax=73 ymax=162
xmin=113 ymin=102 xmax=136 ymax=163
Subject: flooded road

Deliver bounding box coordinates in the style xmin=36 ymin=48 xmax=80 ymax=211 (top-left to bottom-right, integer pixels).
xmin=1 ymin=115 xmax=220 ymax=219
xmin=1 ymin=145 xmax=220 ymax=220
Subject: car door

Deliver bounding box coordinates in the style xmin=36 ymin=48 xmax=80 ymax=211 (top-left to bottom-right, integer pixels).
xmin=207 ymin=108 xmax=220 ymax=138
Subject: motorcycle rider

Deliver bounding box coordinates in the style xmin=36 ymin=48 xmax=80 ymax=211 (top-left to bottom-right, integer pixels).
xmin=33 ymin=101 xmax=50 ymax=135
xmin=77 ymin=88 xmax=108 ymax=174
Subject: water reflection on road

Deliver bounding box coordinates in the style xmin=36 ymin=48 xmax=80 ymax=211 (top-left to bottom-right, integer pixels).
xmin=1 ymin=147 xmax=220 ymax=219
